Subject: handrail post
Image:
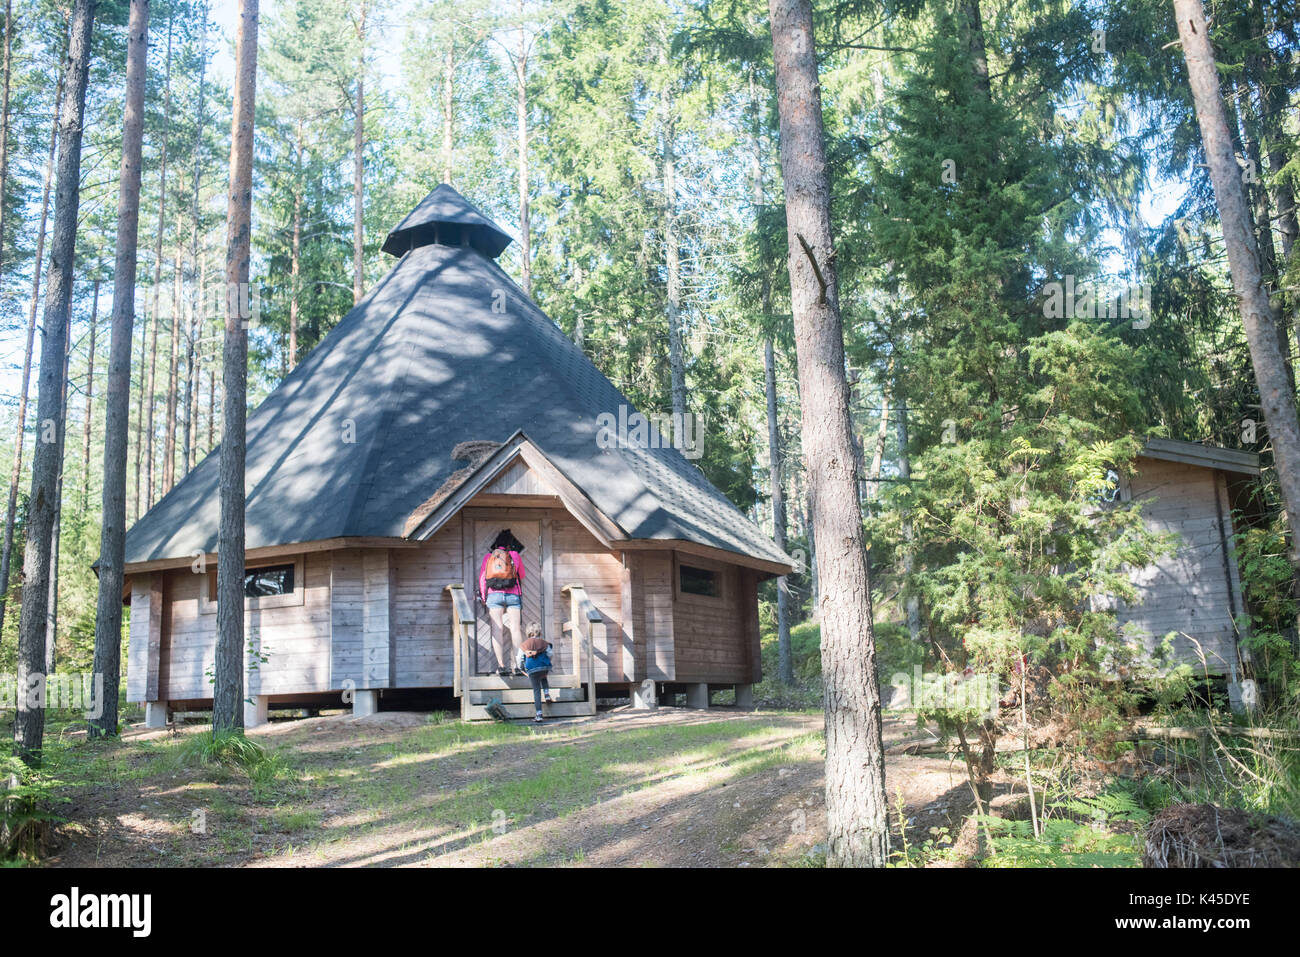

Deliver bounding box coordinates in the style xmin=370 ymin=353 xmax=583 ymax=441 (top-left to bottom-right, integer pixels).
xmin=445 ymin=583 xmax=475 ymax=700
xmin=563 ymin=583 xmax=600 ymax=707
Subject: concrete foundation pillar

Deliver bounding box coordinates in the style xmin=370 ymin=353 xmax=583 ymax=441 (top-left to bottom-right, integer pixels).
xmin=243 ymin=695 xmax=269 ymax=729
xmin=352 ymin=689 xmax=380 ymax=717
xmin=630 ymin=679 xmax=658 ymax=710
xmin=144 ymin=701 xmax=169 ymax=729
xmin=734 ymin=684 xmax=754 ymax=709
xmin=685 ymin=682 xmax=710 ymax=709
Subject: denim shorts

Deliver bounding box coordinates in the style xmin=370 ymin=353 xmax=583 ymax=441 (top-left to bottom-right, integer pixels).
xmin=485 ymin=591 xmax=521 ymax=609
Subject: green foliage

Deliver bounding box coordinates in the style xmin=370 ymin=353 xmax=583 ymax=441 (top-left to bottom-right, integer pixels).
xmin=979 ymin=815 xmax=1141 ymax=868
xmin=0 ymin=753 xmax=71 ymax=862
xmin=1234 ymin=514 xmax=1300 ymax=700
xmin=979 ymin=785 xmax=1149 ymax=868
xmin=167 ymin=732 xmax=298 ymax=798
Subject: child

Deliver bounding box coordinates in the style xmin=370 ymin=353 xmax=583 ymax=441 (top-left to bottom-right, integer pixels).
xmin=519 ymin=622 xmax=554 ymax=723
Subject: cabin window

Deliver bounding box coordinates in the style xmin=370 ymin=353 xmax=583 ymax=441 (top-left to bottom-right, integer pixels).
xmin=244 ymin=563 xmax=295 ymax=597
xmin=679 ymin=564 xmax=719 ymax=597
xmin=201 ymin=555 xmax=305 ymax=614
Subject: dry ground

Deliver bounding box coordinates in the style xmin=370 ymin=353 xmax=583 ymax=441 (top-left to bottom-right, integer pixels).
xmin=40 ymin=706 xmax=990 ymax=867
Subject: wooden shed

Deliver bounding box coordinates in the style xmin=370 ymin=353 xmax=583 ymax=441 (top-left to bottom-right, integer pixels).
xmin=120 ymin=186 xmax=794 ymax=724
xmin=1104 ymin=437 xmax=1260 ymax=679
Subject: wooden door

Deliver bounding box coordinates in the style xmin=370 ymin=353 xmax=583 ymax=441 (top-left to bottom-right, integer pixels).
xmin=470 ymin=519 xmax=543 ymax=673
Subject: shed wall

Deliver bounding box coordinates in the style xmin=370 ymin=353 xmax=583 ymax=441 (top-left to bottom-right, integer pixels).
xmin=1117 ymin=457 xmax=1245 ymax=673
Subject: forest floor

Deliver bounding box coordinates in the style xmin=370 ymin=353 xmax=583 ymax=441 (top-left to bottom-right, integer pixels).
xmin=37 ymin=706 xmax=1008 ymax=867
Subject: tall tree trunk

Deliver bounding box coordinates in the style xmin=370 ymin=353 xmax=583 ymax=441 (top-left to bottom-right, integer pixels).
xmin=46 ymin=304 xmax=71 ymax=675
xmin=289 ymin=119 xmax=302 ymax=367
xmin=142 ymin=285 xmax=159 ymax=509
xmin=769 ymin=0 xmax=888 ymax=867
xmin=214 ymin=0 xmax=258 ymax=734
xmin=92 ymin=0 xmax=149 ymax=737
xmin=766 ymin=337 xmax=794 ymax=684
xmin=14 ymin=0 xmax=95 ymax=766
xmin=663 ymin=105 xmax=685 ymax=421
xmin=866 ymin=373 xmax=891 ymax=510
xmin=206 ymin=339 xmax=215 ymax=451
xmin=0 ymin=0 xmax=13 ymax=276
xmin=0 ymin=49 xmax=63 ymax=638
xmin=896 ymin=388 xmax=922 ymax=643
xmin=753 ymin=65 xmax=792 ymax=683
xmin=80 ymin=276 xmax=100 ymax=510
xmin=142 ymin=16 xmax=173 ymax=514
xmin=1233 ymin=78 xmax=1293 ymax=387
xmin=960 ymin=0 xmax=991 ymax=100
xmin=163 ymin=203 xmax=183 ymax=494
xmin=1175 ymin=0 xmax=1300 ymax=575
xmin=514 ymin=16 xmax=531 ymax=297
xmin=131 ymin=294 xmax=145 ymax=518
xmin=351 ymin=0 xmax=366 ymax=304
xmin=441 ymin=45 xmax=454 ymax=184
xmin=183 ymin=12 xmax=207 ymax=474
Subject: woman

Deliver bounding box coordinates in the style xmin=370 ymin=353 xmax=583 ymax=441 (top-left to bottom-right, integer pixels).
xmin=478 ymin=529 xmax=526 ymax=676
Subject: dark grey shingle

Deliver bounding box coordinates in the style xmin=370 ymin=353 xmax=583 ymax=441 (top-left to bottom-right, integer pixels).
xmin=123 ymin=189 xmax=792 ymax=571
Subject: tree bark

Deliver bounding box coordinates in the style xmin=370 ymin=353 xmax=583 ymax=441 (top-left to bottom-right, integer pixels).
xmin=0 ymin=0 xmax=13 ymax=276
xmin=352 ymin=0 xmax=366 ymax=305
xmin=131 ymin=292 xmax=146 ymax=518
xmin=960 ymin=0 xmax=991 ymax=100
xmin=46 ymin=303 xmax=72 ymax=674
xmin=14 ymin=0 xmax=95 ymax=765
xmin=183 ymin=18 xmax=208 ymax=475
xmin=163 ymin=202 xmax=184 ymax=495
xmin=142 ymin=16 xmax=173 ymax=514
xmin=93 ymin=0 xmax=149 ymax=737
xmin=513 ymin=8 xmax=531 ymax=297
xmin=1232 ymin=78 xmax=1293 ymax=387
xmin=896 ymin=387 xmax=922 ymax=642
xmin=866 ymin=373 xmax=891 ymax=510
xmin=766 ymin=337 xmax=794 ymax=684
xmin=663 ymin=104 xmax=685 ymax=421
xmin=80 ymin=277 xmax=100 ymax=510
xmin=214 ymin=0 xmax=258 ymax=734
xmin=769 ymin=0 xmax=889 ymax=866
xmin=1175 ymin=0 xmax=1300 ymax=574
xmin=289 ymin=119 xmax=302 ymax=367
xmin=441 ymin=44 xmax=454 ymax=184
xmin=0 ymin=46 xmax=64 ymax=638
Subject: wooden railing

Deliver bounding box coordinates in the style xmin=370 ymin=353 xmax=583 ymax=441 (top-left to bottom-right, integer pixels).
xmin=447 ymin=581 xmax=597 ymax=699
xmin=561 ymin=583 xmax=600 ymax=699
xmin=445 ymin=583 xmax=476 ymax=698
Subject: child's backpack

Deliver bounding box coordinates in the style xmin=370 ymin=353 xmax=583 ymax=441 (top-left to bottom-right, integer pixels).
xmin=484 ymin=547 xmax=517 ymax=588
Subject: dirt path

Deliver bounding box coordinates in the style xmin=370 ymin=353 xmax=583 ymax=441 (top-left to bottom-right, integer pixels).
xmin=43 ymin=707 xmax=981 ymax=868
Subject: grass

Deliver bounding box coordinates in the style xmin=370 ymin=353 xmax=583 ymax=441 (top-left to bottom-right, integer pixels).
xmin=13 ymin=710 xmax=826 ymax=867
xmin=1136 ymin=705 xmax=1300 ymax=822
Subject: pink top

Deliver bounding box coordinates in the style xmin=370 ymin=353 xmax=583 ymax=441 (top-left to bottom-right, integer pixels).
xmin=479 ymin=550 xmax=524 ymax=601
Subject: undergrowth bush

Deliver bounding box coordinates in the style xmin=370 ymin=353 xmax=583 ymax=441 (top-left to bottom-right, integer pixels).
xmin=168 ymin=731 xmax=298 ymax=797
xmin=1 ymin=753 xmax=70 ymax=863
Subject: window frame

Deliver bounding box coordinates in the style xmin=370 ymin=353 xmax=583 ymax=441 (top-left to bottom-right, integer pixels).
xmin=674 ymin=554 xmax=727 ymax=603
xmin=199 ymin=554 xmax=305 ymax=615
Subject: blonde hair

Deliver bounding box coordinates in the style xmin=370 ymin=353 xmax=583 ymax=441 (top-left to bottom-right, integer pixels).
xmin=526 ymin=622 xmax=542 ymax=638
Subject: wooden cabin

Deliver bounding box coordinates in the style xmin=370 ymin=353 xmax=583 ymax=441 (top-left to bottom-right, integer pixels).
xmin=1105 ymin=438 xmax=1260 ymax=679
xmin=120 ymin=186 xmax=794 ymax=724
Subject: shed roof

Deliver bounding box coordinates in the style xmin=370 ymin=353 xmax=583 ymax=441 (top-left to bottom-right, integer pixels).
xmin=122 ymin=187 xmax=793 ymax=573
xmin=1139 ymin=437 xmax=1261 ymax=476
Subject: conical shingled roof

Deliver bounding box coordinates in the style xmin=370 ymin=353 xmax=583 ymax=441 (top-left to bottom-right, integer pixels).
xmin=381 ymin=183 xmax=513 ymax=258
xmin=121 ymin=187 xmax=792 ymax=571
